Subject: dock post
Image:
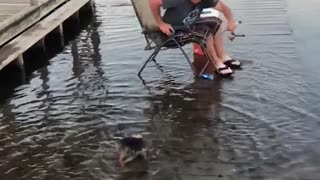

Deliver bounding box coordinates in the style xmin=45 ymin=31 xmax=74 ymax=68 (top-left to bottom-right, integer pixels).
xmin=34 ymin=38 xmax=47 ymax=59
xmin=35 ymin=38 xmax=46 ymax=52
xmin=63 ymin=11 xmax=80 ymax=42
xmin=81 ymin=0 xmax=94 ymax=13
xmin=45 ymin=24 xmax=65 ymax=55
xmin=53 ymin=24 xmax=65 ymax=49
xmin=15 ymin=54 xmax=26 ymax=82
xmin=69 ymin=11 xmax=80 ymax=26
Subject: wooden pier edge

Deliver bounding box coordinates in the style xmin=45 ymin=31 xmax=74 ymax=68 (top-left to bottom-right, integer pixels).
xmin=0 ymin=0 xmax=69 ymax=48
xmin=0 ymin=0 xmax=92 ymax=72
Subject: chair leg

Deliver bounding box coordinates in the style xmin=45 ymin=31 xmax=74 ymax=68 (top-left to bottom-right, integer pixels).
xmin=138 ymin=46 xmax=162 ymax=76
xmin=198 ymin=59 xmax=210 ymax=76
xmin=197 ymin=42 xmax=215 ymax=77
xmin=172 ymin=38 xmax=197 ymax=77
xmin=153 ymin=59 xmax=165 ymax=73
xmin=138 ymin=36 xmax=176 ymax=77
xmin=144 ymin=34 xmax=154 ymax=50
xmin=152 ymin=58 xmax=157 ymax=62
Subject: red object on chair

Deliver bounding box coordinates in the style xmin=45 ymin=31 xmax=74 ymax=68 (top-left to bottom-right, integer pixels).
xmin=193 ymin=43 xmax=204 ymax=56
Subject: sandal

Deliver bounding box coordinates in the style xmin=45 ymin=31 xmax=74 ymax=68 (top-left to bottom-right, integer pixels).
xmin=224 ymin=59 xmax=242 ymax=69
xmin=216 ymin=65 xmax=233 ymax=77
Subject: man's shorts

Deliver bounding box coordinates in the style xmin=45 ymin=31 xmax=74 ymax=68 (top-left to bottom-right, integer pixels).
xmin=150 ymin=11 xmax=224 ymax=48
xmin=168 ymin=16 xmax=222 ymax=47
xmin=170 ymin=8 xmax=226 ymax=46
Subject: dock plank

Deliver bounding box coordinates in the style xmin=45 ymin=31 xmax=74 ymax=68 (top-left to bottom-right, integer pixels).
xmin=0 ymin=15 xmax=11 ymax=22
xmin=0 ymin=0 xmax=47 ymax=4
xmin=0 ymin=0 xmax=29 ymax=4
xmin=0 ymin=4 xmax=29 ymax=15
xmin=0 ymin=0 xmax=68 ymax=47
xmin=0 ymin=0 xmax=90 ymax=70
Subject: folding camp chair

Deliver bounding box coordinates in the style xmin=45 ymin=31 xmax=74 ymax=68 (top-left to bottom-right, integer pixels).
xmin=130 ymin=0 xmax=221 ymax=78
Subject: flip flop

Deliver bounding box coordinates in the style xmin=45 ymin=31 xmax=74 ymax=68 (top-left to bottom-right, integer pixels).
xmin=224 ymin=59 xmax=242 ymax=69
xmin=216 ymin=66 xmax=233 ymax=77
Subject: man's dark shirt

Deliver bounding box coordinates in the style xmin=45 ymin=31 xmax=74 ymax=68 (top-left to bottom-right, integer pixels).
xmin=162 ymin=0 xmax=219 ymax=26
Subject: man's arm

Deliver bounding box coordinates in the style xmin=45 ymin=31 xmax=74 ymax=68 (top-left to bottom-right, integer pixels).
xmin=215 ymin=1 xmax=237 ymax=31
xmin=149 ymin=0 xmax=164 ymax=25
xmin=149 ymin=0 xmax=173 ymax=35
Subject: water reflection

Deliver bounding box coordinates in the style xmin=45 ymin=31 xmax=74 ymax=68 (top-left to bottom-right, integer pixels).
xmin=0 ymin=6 xmax=109 ymax=180
xmin=112 ymin=76 xmax=226 ymax=180
xmin=1 ymin=0 xmax=320 ymax=179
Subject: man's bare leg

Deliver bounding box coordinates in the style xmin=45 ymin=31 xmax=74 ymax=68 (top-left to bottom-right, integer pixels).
xmin=206 ymin=34 xmax=232 ymax=75
xmin=214 ymin=32 xmax=229 ymax=61
xmin=213 ymin=1 xmax=241 ymax=67
xmin=214 ymin=32 xmax=241 ymax=67
xmin=214 ymin=32 xmax=235 ymax=62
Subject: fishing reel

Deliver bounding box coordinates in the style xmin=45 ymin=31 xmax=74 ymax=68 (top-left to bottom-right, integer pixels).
xmin=228 ymin=21 xmax=246 ymax=41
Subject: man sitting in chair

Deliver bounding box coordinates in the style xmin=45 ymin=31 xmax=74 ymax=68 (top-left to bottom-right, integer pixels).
xmin=149 ymin=0 xmax=240 ymax=76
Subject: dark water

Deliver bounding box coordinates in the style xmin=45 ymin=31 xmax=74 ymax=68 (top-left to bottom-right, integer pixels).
xmin=0 ymin=0 xmax=319 ymax=179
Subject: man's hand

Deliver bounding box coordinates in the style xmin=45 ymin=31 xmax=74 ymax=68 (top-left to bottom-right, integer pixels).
xmin=159 ymin=22 xmax=174 ymax=36
xmin=227 ymin=20 xmax=237 ymax=32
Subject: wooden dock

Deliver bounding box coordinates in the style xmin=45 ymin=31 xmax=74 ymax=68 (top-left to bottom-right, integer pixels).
xmin=0 ymin=0 xmax=94 ymax=79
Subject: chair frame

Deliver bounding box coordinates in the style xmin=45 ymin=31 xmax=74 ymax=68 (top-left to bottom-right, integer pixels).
xmin=131 ymin=1 xmax=215 ymax=78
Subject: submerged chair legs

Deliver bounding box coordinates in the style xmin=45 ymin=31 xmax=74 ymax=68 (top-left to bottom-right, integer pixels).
xmin=138 ymin=36 xmax=214 ymax=78
xmin=138 ymin=45 xmax=162 ymax=77
xmin=172 ymin=38 xmax=197 ymax=77
xmin=138 ymin=36 xmax=174 ymax=77
xmin=197 ymin=41 xmax=212 ymax=76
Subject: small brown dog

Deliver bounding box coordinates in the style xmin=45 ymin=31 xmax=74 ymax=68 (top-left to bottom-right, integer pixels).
xmin=117 ymin=134 xmax=147 ymax=167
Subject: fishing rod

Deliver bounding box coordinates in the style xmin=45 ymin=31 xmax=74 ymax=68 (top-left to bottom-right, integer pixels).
xmin=228 ymin=20 xmax=246 ymax=41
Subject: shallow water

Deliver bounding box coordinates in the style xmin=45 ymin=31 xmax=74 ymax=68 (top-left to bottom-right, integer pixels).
xmin=0 ymin=0 xmax=319 ymax=179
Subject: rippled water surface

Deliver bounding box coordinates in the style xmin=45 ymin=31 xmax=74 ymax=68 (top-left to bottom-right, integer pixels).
xmin=0 ymin=0 xmax=320 ymax=179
